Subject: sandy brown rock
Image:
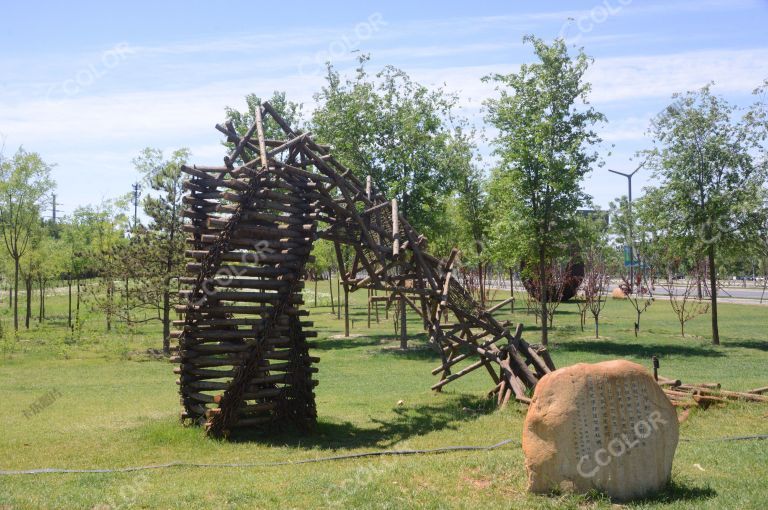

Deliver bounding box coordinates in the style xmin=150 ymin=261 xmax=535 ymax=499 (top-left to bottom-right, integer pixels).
xmin=523 ymin=360 xmax=678 ymax=501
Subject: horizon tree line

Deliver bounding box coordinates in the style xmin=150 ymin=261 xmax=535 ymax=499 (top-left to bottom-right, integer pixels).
xmin=0 ymin=37 xmax=766 ymax=350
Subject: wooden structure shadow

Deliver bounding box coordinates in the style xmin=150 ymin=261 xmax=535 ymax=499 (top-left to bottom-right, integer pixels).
xmin=173 ymin=102 xmax=555 ymax=438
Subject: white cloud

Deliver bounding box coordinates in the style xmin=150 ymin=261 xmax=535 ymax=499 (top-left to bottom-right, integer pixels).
xmin=1 ymin=1 xmax=766 ymax=210
xmin=600 ymin=115 xmax=651 ymax=142
xmin=589 ymin=48 xmax=768 ymax=103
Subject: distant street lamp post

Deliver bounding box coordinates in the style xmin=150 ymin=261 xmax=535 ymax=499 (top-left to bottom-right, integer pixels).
xmin=132 ymin=182 xmax=141 ymax=229
xmin=609 ymin=163 xmax=644 ymax=292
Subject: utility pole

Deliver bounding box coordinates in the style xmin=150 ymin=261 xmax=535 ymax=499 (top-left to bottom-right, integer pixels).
xmin=132 ymin=182 xmax=140 ymax=228
xmin=609 ymin=163 xmax=644 ymax=292
xmin=50 ymin=194 xmax=60 ymax=238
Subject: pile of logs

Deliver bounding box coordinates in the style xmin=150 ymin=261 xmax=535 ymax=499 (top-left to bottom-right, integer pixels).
xmin=174 ymin=102 xmax=553 ymax=438
xmin=657 ymin=376 xmax=768 ymax=409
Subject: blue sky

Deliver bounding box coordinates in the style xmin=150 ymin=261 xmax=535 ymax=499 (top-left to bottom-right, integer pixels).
xmin=1 ymin=0 xmax=767 ymax=217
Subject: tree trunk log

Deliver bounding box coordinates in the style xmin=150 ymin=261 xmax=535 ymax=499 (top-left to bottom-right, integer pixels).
xmin=13 ymin=258 xmax=19 ymax=331
xmin=24 ymin=276 xmax=32 ymax=329
xmin=68 ymin=277 xmax=72 ymax=328
xmin=399 ymin=297 xmax=407 ymax=350
xmin=538 ymin=245 xmax=548 ymax=346
xmin=708 ymin=245 xmax=720 ymax=345
xmin=163 ymin=277 xmax=171 ymax=355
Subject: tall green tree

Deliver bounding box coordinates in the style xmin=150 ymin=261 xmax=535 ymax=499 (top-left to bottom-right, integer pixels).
xmin=0 ymin=148 xmax=54 ymax=330
xmin=484 ymin=36 xmax=604 ymax=345
xmin=312 ymin=55 xmax=467 ymax=238
xmin=642 ymin=84 xmax=765 ymax=345
xmin=133 ymin=148 xmax=189 ymax=354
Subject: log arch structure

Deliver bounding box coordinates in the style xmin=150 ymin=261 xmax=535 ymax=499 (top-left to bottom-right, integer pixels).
xmin=174 ymin=102 xmax=556 ymax=438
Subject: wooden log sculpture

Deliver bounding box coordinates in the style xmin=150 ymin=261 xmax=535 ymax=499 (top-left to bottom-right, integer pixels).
xmin=173 ymin=102 xmax=554 ymax=438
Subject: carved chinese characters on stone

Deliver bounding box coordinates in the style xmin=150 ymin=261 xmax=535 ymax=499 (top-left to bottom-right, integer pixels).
xmin=523 ymin=360 xmax=678 ymax=501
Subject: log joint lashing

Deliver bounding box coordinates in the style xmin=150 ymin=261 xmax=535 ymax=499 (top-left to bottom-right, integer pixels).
xmin=176 ymin=101 xmax=557 ymax=437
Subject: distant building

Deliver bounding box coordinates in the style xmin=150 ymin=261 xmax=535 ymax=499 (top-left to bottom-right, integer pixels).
xmin=577 ymin=208 xmax=610 ymax=229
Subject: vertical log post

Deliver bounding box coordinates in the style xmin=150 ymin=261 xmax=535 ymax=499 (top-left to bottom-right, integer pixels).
xmin=254 ymin=106 xmax=268 ymax=169
xmin=344 ymin=286 xmax=349 ymax=337
xmin=392 ymin=199 xmax=400 ymax=257
xmin=334 ymin=242 xmax=350 ymax=337
xmin=373 ymin=289 xmax=379 ymax=323
xmin=392 ymin=198 xmax=405 ymax=347
xmin=400 ymin=297 xmax=407 ymax=350
xmin=366 ymin=175 xmax=373 ymax=333
xmin=329 ymin=271 xmax=335 ymax=314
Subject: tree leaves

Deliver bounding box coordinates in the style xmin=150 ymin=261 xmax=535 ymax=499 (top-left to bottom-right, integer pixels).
xmin=311 ymin=56 xmax=468 ymax=239
xmin=485 ymin=36 xmax=604 ymax=264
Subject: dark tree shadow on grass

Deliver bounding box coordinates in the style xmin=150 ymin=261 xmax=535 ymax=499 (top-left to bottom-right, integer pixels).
xmin=311 ymin=335 xmax=384 ymax=350
xmin=551 ymin=340 xmax=725 ymax=359
xmin=371 ymin=345 xmax=442 ymax=361
xmin=311 ymin=333 xmax=441 ymax=362
xmin=721 ymin=339 xmax=768 ymax=352
xmin=544 ymin=479 xmax=716 ymax=506
xmin=631 ymin=479 xmax=717 ymax=505
xmin=228 ymin=394 xmax=498 ymax=448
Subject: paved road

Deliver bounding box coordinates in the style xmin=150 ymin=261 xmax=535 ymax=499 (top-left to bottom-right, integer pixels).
xmin=486 ymin=280 xmax=768 ymax=305
xmin=627 ymin=283 xmax=768 ymax=302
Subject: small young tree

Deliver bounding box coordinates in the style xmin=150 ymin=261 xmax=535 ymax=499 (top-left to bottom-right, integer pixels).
xmin=521 ymin=258 xmax=571 ymax=328
xmin=620 ymin=266 xmax=655 ymax=338
xmin=545 ymin=261 xmax=570 ymax=328
xmin=574 ymin=291 xmax=588 ymax=332
xmin=582 ymin=248 xmax=610 ymax=338
xmin=484 ymin=36 xmax=604 ymax=345
xmin=520 ymin=262 xmax=542 ymax=321
xmin=621 ymin=194 xmax=667 ymax=337
xmin=60 ymin=220 xmax=88 ymax=330
xmin=82 ymin=200 xmax=130 ymax=331
xmin=109 ymin=234 xmax=163 ymax=330
xmin=0 ymin=148 xmax=54 ymax=330
xmin=35 ymin=236 xmax=66 ymax=322
xmin=665 ymin=262 xmax=711 ymax=337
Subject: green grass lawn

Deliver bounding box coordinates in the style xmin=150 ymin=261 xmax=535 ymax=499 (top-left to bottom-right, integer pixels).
xmin=0 ymin=282 xmax=766 ymax=509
